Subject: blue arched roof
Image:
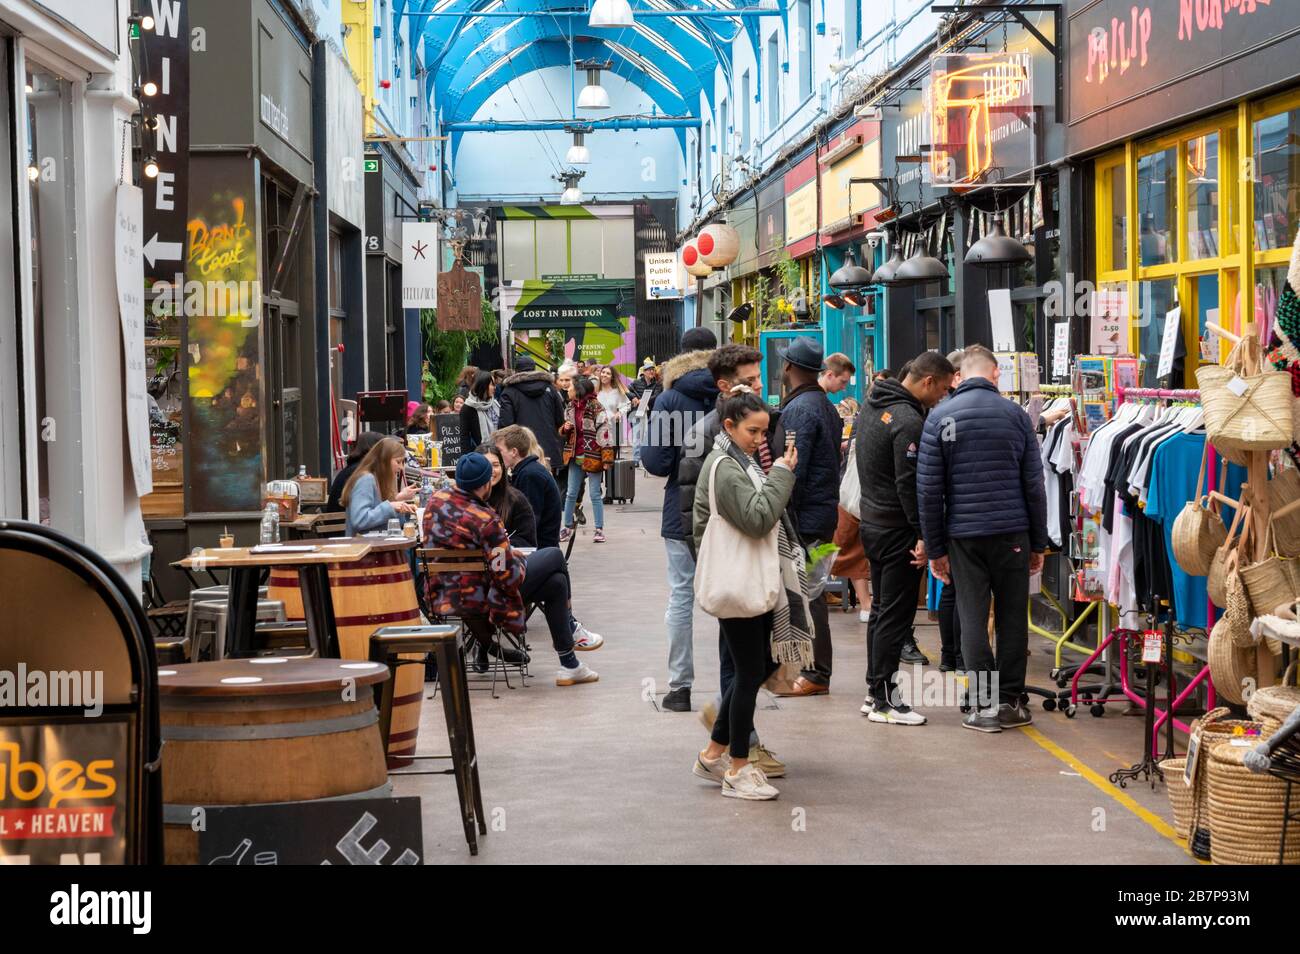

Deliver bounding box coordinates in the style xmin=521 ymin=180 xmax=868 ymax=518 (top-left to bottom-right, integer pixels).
xmin=399 ymin=0 xmax=781 ymax=133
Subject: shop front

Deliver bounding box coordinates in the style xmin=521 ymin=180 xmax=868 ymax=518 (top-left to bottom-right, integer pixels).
xmin=364 ymin=145 xmax=423 ymax=399
xmin=1067 ymin=0 xmax=1300 ymax=387
xmin=147 ymin=0 xmax=320 ymax=574
xmin=817 ymin=119 xmax=887 ymax=402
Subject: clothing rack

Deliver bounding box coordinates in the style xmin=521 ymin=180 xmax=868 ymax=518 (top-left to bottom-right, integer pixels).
xmin=1116 ymin=387 xmax=1201 ymax=402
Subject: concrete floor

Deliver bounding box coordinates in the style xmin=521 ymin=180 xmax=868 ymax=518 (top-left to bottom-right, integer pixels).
xmin=396 ymin=473 xmax=1196 ymax=864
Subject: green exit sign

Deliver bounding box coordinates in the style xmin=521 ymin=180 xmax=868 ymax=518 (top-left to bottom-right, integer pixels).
xmin=364 ymin=158 xmax=380 ymax=173
xmin=129 ymin=22 xmax=140 ymax=38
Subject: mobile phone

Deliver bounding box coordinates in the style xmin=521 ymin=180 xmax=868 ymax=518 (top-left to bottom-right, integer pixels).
xmin=784 ymin=429 xmax=797 ymax=450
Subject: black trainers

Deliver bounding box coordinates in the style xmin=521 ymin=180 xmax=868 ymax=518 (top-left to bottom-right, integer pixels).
xmin=998 ymin=701 xmax=1033 ymax=728
xmin=662 ymin=687 xmax=691 ymax=712
xmin=962 ymin=706 xmax=1002 ymax=733
xmin=900 ymin=639 xmax=930 ymax=666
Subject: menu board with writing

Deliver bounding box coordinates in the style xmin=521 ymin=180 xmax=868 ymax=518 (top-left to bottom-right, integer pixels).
xmin=434 ymin=414 xmax=464 ymax=464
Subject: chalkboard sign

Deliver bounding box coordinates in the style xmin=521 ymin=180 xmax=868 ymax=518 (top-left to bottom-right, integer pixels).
xmin=198 ymin=797 xmax=423 ymax=865
xmin=434 ymin=414 xmax=464 ymax=463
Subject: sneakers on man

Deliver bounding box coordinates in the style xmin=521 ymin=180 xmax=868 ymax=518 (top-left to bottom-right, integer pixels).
xmin=572 ymin=621 xmax=604 ymax=651
xmin=593 ymin=529 xmax=606 ymax=543
xmin=558 ymin=527 xmax=574 ymax=542
xmin=859 ymin=693 xmax=875 ymax=714
xmin=963 ymin=705 xmax=1003 ymax=733
xmin=556 ymin=662 xmax=598 ymax=686
xmin=721 ymin=763 xmax=779 ymax=801
xmin=900 ymin=638 xmax=930 ymax=665
xmin=859 ymin=609 xmax=871 ymax=624
xmin=749 ymin=743 xmax=786 ymax=778
xmin=662 ymin=687 xmax=691 ymax=712
xmin=692 ymin=750 xmax=731 ymax=782
xmin=998 ymin=701 xmax=1034 ymax=729
xmin=865 ymin=699 xmax=927 ymax=726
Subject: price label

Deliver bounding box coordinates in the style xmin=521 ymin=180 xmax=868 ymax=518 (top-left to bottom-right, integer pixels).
xmin=1052 ymin=321 xmax=1070 ymax=379
xmin=1141 ymin=630 xmax=1163 ymax=664
xmin=1156 ymin=306 xmax=1181 ymax=380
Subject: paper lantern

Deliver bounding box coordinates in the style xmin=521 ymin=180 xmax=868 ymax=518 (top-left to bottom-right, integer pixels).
xmin=697 ymin=223 xmax=739 ymax=267
xmin=682 ymin=241 xmax=712 ymax=277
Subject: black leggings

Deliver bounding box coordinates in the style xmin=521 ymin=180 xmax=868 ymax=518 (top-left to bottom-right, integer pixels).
xmin=520 ymin=547 xmax=575 ymax=660
xmin=711 ymin=612 xmax=774 ymax=760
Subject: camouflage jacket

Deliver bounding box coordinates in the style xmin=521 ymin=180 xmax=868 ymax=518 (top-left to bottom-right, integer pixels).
xmin=421 ymin=487 xmax=527 ymax=634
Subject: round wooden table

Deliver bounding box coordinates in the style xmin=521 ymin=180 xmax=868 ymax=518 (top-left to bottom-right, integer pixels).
xmin=157 ymin=657 xmax=391 ymax=864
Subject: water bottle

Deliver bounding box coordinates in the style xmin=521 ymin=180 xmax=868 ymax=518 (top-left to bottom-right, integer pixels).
xmin=259 ymin=503 xmax=280 ymax=544
xmin=420 ymin=475 xmax=433 ymax=509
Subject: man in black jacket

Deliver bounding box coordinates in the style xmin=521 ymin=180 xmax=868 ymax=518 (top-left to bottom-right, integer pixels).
xmin=918 ymin=345 xmax=1048 ymax=733
xmin=627 ymin=359 xmax=662 ymax=466
xmin=770 ymin=337 xmax=843 ymax=696
xmin=494 ymin=424 xmax=563 ymax=550
xmin=497 ymin=356 xmax=566 ymax=473
xmin=855 ymin=350 xmax=954 ymax=725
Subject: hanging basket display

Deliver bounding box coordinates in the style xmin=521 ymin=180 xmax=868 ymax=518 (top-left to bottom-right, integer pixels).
xmin=697 ymin=223 xmax=739 ymax=267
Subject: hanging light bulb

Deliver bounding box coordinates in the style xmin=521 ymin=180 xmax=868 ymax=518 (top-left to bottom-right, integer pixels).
xmin=140 ymin=80 xmax=158 ymax=97
xmin=558 ymin=170 xmax=585 ymax=205
xmin=143 ymin=156 xmax=160 ymax=178
xmin=828 ymin=247 xmax=872 ymax=290
xmin=964 ymin=215 xmax=1031 ymax=269
xmin=565 ymin=130 xmax=590 ymax=165
xmin=27 ymin=164 xmax=39 ymax=181
xmin=577 ymin=60 xmax=611 ymax=110
xmin=893 ymin=225 xmax=949 ymax=286
xmin=589 ymin=0 xmax=635 ymax=28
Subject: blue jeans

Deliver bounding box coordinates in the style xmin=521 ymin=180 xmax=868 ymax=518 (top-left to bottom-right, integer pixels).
xmin=664 ymin=538 xmax=695 ymax=691
xmin=562 ymin=462 xmax=604 ymax=529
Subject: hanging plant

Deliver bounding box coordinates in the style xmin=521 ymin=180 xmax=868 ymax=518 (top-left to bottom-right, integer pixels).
xmin=419 ymin=299 xmax=499 ymax=404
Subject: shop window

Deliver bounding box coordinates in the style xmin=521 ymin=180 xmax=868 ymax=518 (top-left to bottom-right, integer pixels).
xmin=328 ymin=230 xmax=344 ymax=310
xmin=501 ymin=220 xmax=535 ymax=280
xmin=740 ymin=71 xmax=751 ymax=152
xmin=1109 ymin=163 xmax=1128 ymax=271
xmin=1255 ymin=264 xmax=1288 ymax=338
xmin=1137 ymin=278 xmax=1177 ymax=386
xmin=1184 ymin=133 xmax=1220 ymax=260
xmin=1187 ymin=272 xmax=1220 ymax=367
xmin=1138 ymin=146 xmax=1177 ymax=267
xmin=603 ymin=218 xmax=636 ymax=278
xmin=1252 ymin=105 xmax=1300 ymax=252
xmin=537 ymin=219 xmax=568 ymax=277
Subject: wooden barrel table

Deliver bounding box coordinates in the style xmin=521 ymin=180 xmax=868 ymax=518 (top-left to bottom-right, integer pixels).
xmin=265 ymin=538 xmax=424 ymax=763
xmin=158 ymin=657 xmax=390 ymax=865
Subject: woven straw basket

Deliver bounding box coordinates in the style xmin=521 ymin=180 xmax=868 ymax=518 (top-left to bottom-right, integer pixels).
xmin=1209 ymin=619 xmax=1258 ymax=704
xmin=1249 ymin=663 xmax=1300 ymax=739
xmin=1160 ymin=757 xmax=1192 ymax=841
xmin=1185 ymin=710 xmax=1260 ymax=858
xmin=1172 ymin=446 xmax=1228 ymax=577
xmin=1196 ymin=335 xmax=1294 ymax=457
xmin=1209 ymin=504 xmax=1248 ymax=609
xmin=1239 ymin=523 xmax=1300 ymax=621
xmin=1268 ymin=469 xmax=1300 ymax=557
xmin=1207 ymin=741 xmax=1300 ymax=864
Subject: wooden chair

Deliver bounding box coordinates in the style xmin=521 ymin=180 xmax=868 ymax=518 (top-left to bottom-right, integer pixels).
xmin=310 ymin=512 xmax=348 ymax=538
xmin=415 ymin=547 xmax=530 ymax=698
xmin=369 ymin=624 xmax=486 ymax=856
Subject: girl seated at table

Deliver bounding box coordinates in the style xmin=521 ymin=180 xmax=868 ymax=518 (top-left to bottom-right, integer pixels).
xmin=477 ymin=442 xmax=536 ymax=547
xmin=342 ymin=436 xmax=416 ymax=536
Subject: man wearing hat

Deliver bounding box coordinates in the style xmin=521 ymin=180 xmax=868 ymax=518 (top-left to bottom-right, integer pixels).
xmin=422 ymin=453 xmax=598 ymax=686
xmin=627 ymin=358 xmax=662 ymax=466
xmin=498 ymin=354 xmax=567 ymax=473
xmin=771 ymin=336 xmax=844 ymax=697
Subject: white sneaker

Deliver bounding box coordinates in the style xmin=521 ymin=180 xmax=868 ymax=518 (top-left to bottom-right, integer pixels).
xmin=572 ymin=621 xmax=604 ymax=651
xmin=865 ymin=700 xmax=927 ymax=726
xmin=721 ymin=762 xmax=779 ymax=801
xmin=692 ymin=750 xmax=731 ymax=783
xmin=859 ymin=609 xmax=871 ymax=623
xmin=859 ymin=693 xmax=874 ymax=714
xmin=556 ymin=662 xmax=599 ymax=686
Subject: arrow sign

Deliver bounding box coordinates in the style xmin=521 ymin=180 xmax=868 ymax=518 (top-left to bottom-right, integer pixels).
xmin=143 ymin=233 xmax=182 ymax=267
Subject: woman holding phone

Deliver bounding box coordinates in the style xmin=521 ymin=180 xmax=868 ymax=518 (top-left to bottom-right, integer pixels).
xmin=341 ymin=437 xmax=416 ymax=536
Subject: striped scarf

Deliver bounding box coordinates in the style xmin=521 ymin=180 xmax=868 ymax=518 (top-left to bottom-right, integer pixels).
xmin=714 ymin=432 xmax=815 ymax=668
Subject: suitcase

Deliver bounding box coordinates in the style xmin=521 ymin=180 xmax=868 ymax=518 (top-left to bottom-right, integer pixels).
xmin=604 ymin=458 xmax=636 ymax=504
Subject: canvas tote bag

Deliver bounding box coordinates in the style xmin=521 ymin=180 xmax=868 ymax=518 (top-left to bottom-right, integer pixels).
xmin=695 ymin=454 xmax=781 ymax=618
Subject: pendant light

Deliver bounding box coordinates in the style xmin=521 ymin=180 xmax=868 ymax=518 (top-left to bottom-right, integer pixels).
xmin=871 ymin=239 xmax=905 ymax=285
xmin=558 ymin=171 xmax=585 ymax=205
xmin=589 ymin=0 xmax=635 ymax=28
xmin=577 ymin=60 xmax=611 ymax=110
xmin=565 ymin=130 xmax=590 ymax=165
xmin=965 ymin=215 xmax=1031 ymax=268
xmin=893 ymin=225 xmax=949 ymax=286
xmin=827 ymin=247 xmax=872 ymax=290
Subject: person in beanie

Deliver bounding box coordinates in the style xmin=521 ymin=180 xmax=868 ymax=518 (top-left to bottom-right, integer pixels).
xmin=855 ymin=350 xmax=954 ymax=725
xmin=918 ymin=345 xmax=1047 ymax=731
xmin=423 ymin=453 xmax=598 ymax=686
xmin=642 ymin=326 xmax=718 ymax=712
xmin=498 ymin=356 xmax=566 ymax=472
xmin=770 ymin=337 xmax=843 ymax=697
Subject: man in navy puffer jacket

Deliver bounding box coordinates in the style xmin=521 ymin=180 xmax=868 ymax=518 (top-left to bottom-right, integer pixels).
xmin=917 ymin=344 xmax=1048 ymax=733
xmin=641 ymin=327 xmax=719 ymax=712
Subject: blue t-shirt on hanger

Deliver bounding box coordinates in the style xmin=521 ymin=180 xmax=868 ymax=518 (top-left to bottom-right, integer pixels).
xmin=1145 ymin=432 xmax=1246 ymax=630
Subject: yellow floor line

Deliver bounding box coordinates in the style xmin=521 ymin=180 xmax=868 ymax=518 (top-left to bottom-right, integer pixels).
xmin=1019 ymin=725 xmax=1189 ymax=850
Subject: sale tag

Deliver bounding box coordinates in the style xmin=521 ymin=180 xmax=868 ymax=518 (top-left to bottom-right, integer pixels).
xmin=1141 ymin=630 xmax=1163 ymax=664
xmin=1226 ymin=376 xmax=1249 ymax=397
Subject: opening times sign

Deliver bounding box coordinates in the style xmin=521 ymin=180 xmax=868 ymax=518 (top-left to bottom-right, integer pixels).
xmin=929 ymin=51 xmax=1034 ymax=190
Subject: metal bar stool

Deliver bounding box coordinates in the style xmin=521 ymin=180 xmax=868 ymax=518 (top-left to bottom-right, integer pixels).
xmin=188 ymin=598 xmax=285 ymax=661
xmin=369 ymin=623 xmax=486 ymax=857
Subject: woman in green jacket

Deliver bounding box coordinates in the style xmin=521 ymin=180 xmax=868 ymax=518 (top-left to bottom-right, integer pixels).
xmin=692 ymin=388 xmax=797 ymax=801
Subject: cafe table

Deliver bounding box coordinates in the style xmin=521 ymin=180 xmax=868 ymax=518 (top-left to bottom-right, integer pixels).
xmin=177 ymin=536 xmax=417 ymax=660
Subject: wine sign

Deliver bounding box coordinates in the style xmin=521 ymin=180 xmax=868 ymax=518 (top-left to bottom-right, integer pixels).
xmin=198 ymin=797 xmax=423 ymax=865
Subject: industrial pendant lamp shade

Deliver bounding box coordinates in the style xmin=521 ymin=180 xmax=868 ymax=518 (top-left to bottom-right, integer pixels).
xmin=893 ymin=231 xmax=948 ymax=286
xmin=566 ymin=131 xmax=590 ymax=164
xmin=682 ymin=241 xmax=712 ymax=277
xmin=589 ymin=0 xmax=635 ymax=28
xmin=872 ymin=245 xmax=905 ymax=285
xmin=697 ymin=223 xmax=740 ymax=266
xmin=578 ymin=66 xmax=610 ymax=109
xmin=561 ymin=185 xmax=583 ymax=205
xmin=828 ymin=248 xmax=872 ymax=290
xmin=965 ymin=216 xmax=1031 ymax=268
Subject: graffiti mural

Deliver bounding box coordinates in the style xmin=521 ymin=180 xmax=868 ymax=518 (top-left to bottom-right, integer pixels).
xmin=185 ymin=156 xmax=263 ymax=514
xmin=502 ymin=278 xmax=637 ymax=383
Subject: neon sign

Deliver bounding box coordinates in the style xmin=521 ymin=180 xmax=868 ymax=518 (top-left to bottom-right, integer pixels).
xmin=929 ymin=52 xmax=1034 ymax=190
